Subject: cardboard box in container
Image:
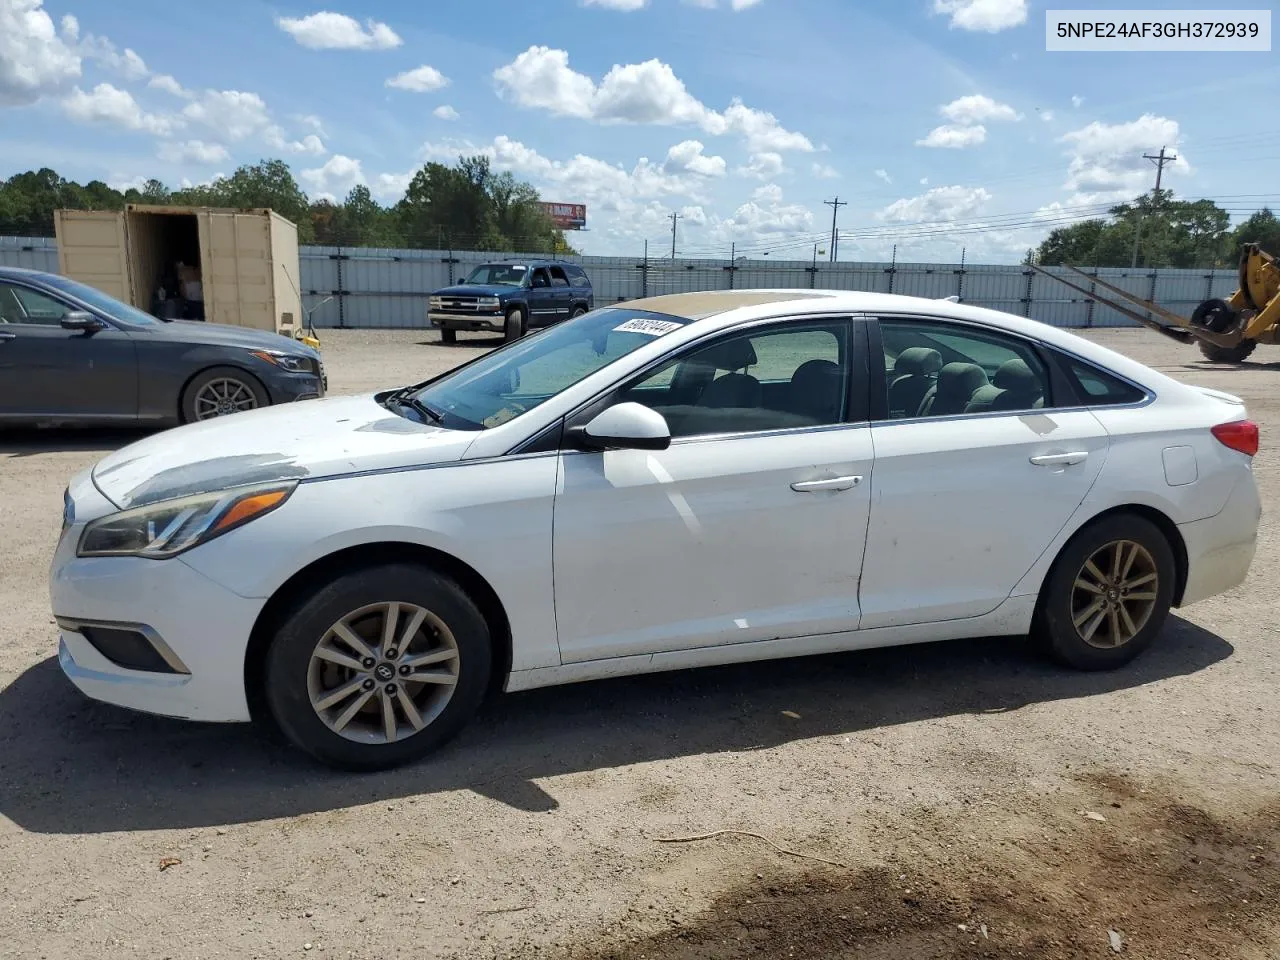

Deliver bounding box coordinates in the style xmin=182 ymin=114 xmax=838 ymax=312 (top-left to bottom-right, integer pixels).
xmin=54 ymin=204 xmax=302 ymax=337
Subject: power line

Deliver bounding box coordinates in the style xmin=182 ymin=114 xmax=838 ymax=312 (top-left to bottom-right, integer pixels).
xmin=823 ymin=197 xmax=847 ymax=262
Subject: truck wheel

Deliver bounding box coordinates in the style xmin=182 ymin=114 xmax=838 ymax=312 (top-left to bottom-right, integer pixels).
xmin=1198 ymin=339 xmax=1256 ymax=363
xmin=181 ymin=366 xmax=269 ymax=422
xmin=441 ymin=328 xmax=456 ymax=344
xmin=569 ymin=305 xmax=588 ymax=319
xmin=263 ymin=562 xmax=492 ymax=771
xmin=504 ymin=307 xmax=526 ymax=343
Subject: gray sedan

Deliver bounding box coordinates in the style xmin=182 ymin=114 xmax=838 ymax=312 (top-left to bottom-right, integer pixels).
xmin=0 ymin=266 xmax=325 ymax=425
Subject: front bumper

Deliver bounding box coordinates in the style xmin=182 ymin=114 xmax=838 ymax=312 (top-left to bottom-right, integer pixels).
xmin=430 ymin=310 xmax=503 ymax=332
xmin=50 ymin=514 xmax=264 ymax=722
xmin=265 ymin=369 xmax=326 ymax=405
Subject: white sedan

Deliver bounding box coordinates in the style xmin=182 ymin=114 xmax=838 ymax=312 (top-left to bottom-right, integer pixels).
xmin=51 ymin=290 xmax=1261 ymax=769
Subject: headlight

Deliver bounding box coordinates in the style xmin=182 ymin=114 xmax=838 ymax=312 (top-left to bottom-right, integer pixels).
xmin=77 ymin=482 xmax=297 ymax=559
xmin=251 ymin=349 xmax=314 ymax=373
xmin=478 ymin=296 xmax=500 ymax=308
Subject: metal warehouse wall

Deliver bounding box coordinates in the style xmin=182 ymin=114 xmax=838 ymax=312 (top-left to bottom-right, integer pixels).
xmin=2 ymin=236 xmax=1241 ymax=331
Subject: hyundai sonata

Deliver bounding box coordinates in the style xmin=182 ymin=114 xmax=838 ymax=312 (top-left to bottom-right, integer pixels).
xmin=51 ymin=290 xmax=1261 ymax=769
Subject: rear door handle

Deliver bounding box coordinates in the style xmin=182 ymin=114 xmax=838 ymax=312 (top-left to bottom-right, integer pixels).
xmin=1030 ymin=451 xmax=1088 ymax=467
xmin=791 ymin=475 xmax=862 ymax=493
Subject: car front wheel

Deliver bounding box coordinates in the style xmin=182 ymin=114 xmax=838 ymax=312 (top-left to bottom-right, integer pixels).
xmin=504 ymin=306 xmax=526 ymax=342
xmin=263 ymin=563 xmax=492 ymax=770
xmin=182 ymin=366 xmax=268 ymax=422
xmin=1034 ymin=514 xmax=1176 ymax=670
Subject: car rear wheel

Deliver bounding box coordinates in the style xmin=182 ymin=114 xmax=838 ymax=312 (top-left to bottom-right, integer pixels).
xmin=263 ymin=563 xmax=491 ymax=770
xmin=181 ymin=366 xmax=269 ymax=423
xmin=504 ymin=306 xmax=526 ymax=343
xmin=1033 ymin=514 xmax=1175 ymax=671
xmin=569 ymin=305 xmax=588 ymax=319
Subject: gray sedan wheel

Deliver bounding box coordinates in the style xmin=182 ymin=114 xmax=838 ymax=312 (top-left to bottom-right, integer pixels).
xmin=181 ymin=366 xmax=269 ymax=423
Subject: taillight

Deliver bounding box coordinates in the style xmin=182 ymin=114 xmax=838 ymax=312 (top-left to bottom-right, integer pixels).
xmin=1211 ymin=419 xmax=1259 ymax=457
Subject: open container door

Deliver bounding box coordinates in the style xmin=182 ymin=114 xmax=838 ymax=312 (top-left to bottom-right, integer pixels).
xmin=53 ymin=209 xmax=132 ymax=303
xmin=200 ymin=209 xmax=275 ymax=332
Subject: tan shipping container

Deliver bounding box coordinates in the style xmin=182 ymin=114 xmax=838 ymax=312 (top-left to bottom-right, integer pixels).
xmin=53 ymin=204 xmax=303 ymax=337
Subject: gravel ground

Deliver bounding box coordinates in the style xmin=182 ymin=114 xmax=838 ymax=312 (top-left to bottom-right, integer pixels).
xmin=1 ymin=326 xmax=1277 ymax=960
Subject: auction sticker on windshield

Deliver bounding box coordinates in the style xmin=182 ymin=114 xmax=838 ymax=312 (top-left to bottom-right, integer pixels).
xmin=613 ymin=318 xmax=683 ymax=336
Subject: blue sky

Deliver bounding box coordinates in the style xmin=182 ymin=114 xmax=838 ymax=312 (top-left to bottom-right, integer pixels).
xmin=1 ymin=0 xmax=1277 ymax=261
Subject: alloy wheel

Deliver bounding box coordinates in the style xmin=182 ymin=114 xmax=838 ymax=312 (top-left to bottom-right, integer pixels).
xmin=306 ymin=601 xmax=460 ymax=744
xmin=193 ymin=378 xmax=260 ymax=419
xmin=1070 ymin=539 xmax=1160 ymax=649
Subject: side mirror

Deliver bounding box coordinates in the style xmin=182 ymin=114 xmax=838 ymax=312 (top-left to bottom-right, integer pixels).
xmin=572 ymin=402 xmax=671 ymax=451
xmin=61 ymin=311 xmax=104 ymax=333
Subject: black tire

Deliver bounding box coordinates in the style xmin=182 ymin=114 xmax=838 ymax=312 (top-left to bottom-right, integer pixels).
xmin=440 ymin=328 xmax=457 ymax=344
xmin=503 ymin=306 xmax=526 ymax=343
xmin=1198 ymin=339 xmax=1256 ymax=363
xmin=1190 ymin=298 xmax=1237 ymax=334
xmin=1032 ymin=513 xmax=1176 ymax=671
xmin=569 ymin=305 xmax=588 ymax=319
xmin=263 ymin=563 xmax=492 ymax=771
xmin=180 ymin=366 xmax=269 ymax=423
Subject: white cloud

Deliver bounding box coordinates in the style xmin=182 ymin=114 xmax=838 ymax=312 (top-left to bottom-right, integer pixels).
xmin=874 ymin=168 xmax=892 ymax=184
xmin=736 ymin=152 xmax=786 ymax=179
xmin=920 ymin=177 xmax=929 ymax=185
xmin=1059 ymin=113 xmax=1188 ymax=199
xmin=149 ymin=74 xmax=189 ymax=98
xmin=301 ymin=154 xmax=366 ymax=201
xmin=62 ymin=83 xmax=176 ymax=135
xmin=584 ymin=0 xmax=648 ymax=8
xmin=373 ymin=171 xmax=412 ymax=202
xmin=709 ymin=188 xmax=813 ymax=243
xmin=182 ymin=89 xmax=272 ymax=141
xmin=1071 ymin=95 xmax=1084 ymax=108
xmin=939 ymin=94 xmax=1020 ymax=124
xmin=158 ymin=139 xmax=230 ymax=165
xmin=665 ymin=140 xmax=726 ymax=177
xmin=75 ymin=32 xmax=148 ymax=81
xmin=0 ymin=0 xmax=82 ymax=106
xmin=916 ymin=124 xmax=987 ymax=149
xmin=386 ymin=65 xmax=449 ymax=93
xmin=276 ymin=12 xmax=401 ymax=50
xmin=682 ymin=0 xmax=765 ymax=7
xmin=1040 ymin=110 xmax=1054 ymax=122
xmin=492 ymin=46 xmax=812 ymax=151
xmin=812 ymin=162 xmax=839 ymax=179
xmin=932 ymin=0 xmax=1027 ymax=32
xmin=297 ymin=114 xmax=327 ymax=136
xmin=878 ymin=185 xmax=993 ymax=222
xmin=266 ymin=129 xmax=328 ymax=156
xmin=433 ymin=104 xmax=459 ymax=120
xmin=752 ymin=183 xmax=783 ymax=204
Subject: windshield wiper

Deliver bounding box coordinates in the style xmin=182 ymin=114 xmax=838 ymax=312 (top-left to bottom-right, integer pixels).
xmin=386 ymin=386 xmax=444 ymax=424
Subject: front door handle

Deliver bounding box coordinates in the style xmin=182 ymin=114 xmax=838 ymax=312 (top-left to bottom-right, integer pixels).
xmin=791 ymin=475 xmax=862 ymax=493
xmin=1030 ymin=451 xmax=1089 ymax=467
xmin=0 ymin=331 xmax=15 ymax=342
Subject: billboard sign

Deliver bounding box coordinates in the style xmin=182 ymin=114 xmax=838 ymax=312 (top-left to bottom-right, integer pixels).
xmin=540 ymin=202 xmax=587 ymax=230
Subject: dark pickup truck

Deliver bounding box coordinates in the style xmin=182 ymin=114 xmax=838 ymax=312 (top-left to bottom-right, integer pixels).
xmin=428 ymin=260 xmax=594 ymax=343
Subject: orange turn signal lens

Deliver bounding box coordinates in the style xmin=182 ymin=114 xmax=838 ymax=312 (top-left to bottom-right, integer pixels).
xmin=213 ymin=489 xmax=289 ymax=533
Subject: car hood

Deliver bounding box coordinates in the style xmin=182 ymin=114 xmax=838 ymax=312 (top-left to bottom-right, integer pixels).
xmin=432 ymin=284 xmax=522 ymax=298
xmin=142 ymin=319 xmax=319 ymax=356
xmin=90 ymin=394 xmax=476 ymax=509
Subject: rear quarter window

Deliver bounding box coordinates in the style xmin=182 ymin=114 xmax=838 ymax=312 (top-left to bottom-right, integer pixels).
xmin=1061 ymin=356 xmax=1148 ymax=406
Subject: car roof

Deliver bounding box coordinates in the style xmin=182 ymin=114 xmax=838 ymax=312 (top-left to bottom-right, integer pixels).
xmin=0 ymin=266 xmax=52 ymax=280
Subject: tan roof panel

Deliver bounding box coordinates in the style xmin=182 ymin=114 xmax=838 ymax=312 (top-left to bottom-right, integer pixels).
xmin=619 ymin=289 xmax=833 ymax=320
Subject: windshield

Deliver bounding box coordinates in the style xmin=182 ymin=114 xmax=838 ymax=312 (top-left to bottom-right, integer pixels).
xmin=400 ymin=307 xmax=692 ymax=430
xmin=463 ymin=264 xmax=527 ymax=286
xmin=39 ymin=273 xmax=161 ymax=326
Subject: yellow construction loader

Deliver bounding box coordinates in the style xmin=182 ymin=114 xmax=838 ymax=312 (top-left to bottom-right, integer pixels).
xmin=1032 ymin=243 xmax=1280 ymax=363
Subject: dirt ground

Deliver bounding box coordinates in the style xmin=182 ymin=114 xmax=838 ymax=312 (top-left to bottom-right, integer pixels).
xmin=1 ymin=326 xmax=1277 ymax=960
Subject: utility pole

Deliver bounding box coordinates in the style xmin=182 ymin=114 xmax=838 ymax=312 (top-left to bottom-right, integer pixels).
xmin=1130 ymin=145 xmax=1178 ymax=268
xmin=824 ymin=197 xmax=847 ymax=263
xmin=669 ymin=212 xmax=682 ymax=260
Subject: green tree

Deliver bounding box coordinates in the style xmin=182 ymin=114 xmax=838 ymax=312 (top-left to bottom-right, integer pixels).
xmin=1230 ymin=208 xmax=1280 ymax=256
xmin=172 ymin=159 xmax=315 ymax=241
